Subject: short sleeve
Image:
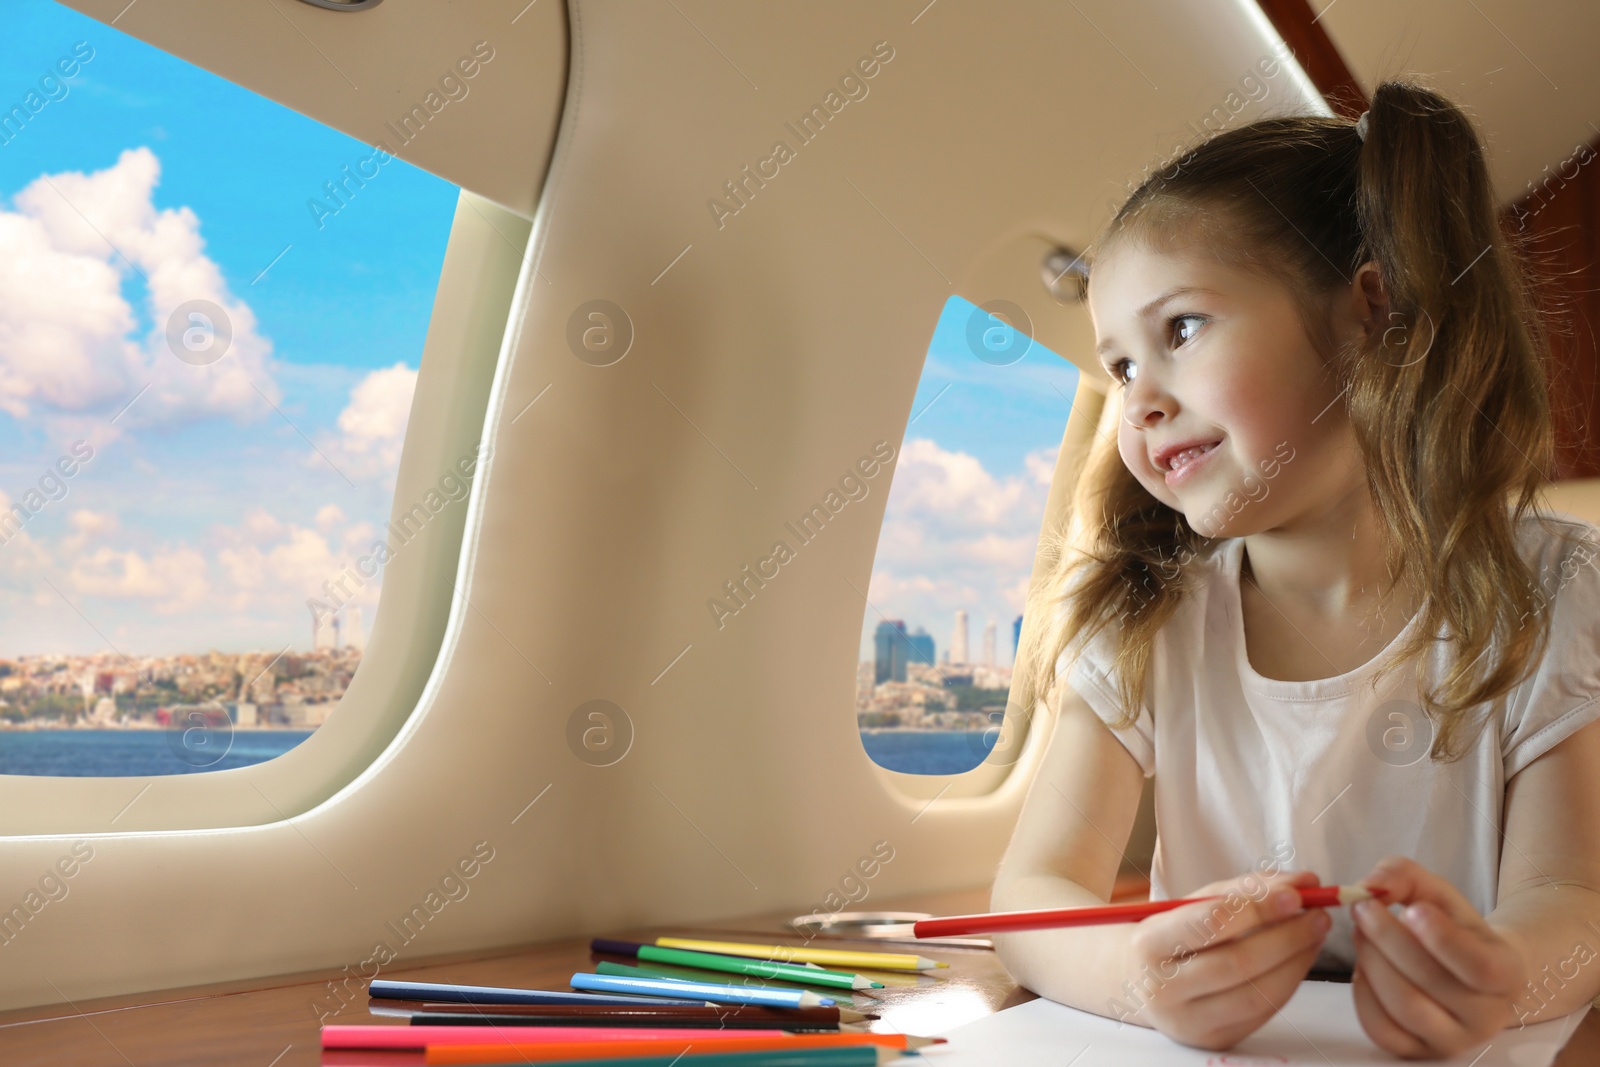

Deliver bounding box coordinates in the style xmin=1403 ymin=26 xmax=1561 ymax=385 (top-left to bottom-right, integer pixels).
xmin=1502 ymin=521 xmax=1600 ymax=779
xmin=1060 ymin=610 xmax=1156 ymax=778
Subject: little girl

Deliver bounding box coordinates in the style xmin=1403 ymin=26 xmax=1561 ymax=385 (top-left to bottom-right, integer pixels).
xmin=995 ymin=79 xmax=1600 ymax=1059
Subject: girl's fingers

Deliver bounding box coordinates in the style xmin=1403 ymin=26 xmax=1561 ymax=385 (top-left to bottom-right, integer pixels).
xmin=1351 ymin=899 xmax=1479 ymax=1023
xmin=1355 ymin=919 xmax=1469 ymax=1054
xmin=1401 ymin=901 xmax=1524 ymax=994
xmin=1140 ymin=873 xmax=1318 ymax=960
xmin=1352 ymin=958 xmax=1433 ymax=1059
xmin=1359 ymin=856 xmax=1487 ymax=932
xmin=1184 ymin=932 xmax=1324 ymax=1040
xmin=1173 ymin=908 xmax=1332 ymax=1000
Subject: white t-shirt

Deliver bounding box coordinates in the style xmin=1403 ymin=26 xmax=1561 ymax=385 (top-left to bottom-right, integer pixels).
xmin=1061 ymin=509 xmax=1600 ymax=971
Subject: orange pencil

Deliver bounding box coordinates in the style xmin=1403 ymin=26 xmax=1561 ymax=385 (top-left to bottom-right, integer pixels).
xmin=425 ymin=1032 xmax=940 ymax=1065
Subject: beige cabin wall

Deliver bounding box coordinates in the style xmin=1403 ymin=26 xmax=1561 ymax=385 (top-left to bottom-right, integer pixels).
xmin=0 ymin=0 xmax=1320 ymax=1012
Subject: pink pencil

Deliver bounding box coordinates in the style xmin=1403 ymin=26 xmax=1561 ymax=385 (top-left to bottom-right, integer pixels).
xmin=913 ymin=884 xmax=1388 ymax=938
xmin=321 ymin=1024 xmax=790 ymax=1050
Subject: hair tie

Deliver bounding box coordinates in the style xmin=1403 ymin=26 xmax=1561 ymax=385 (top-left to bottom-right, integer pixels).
xmin=1355 ymin=110 xmax=1370 ymax=142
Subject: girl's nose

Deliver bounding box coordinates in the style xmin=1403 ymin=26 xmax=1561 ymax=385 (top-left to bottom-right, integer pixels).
xmin=1121 ymin=371 xmax=1175 ymax=429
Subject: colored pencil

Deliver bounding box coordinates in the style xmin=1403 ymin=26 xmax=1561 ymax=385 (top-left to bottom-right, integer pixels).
xmin=426 ymin=1051 xmax=900 ymax=1067
xmin=655 ymin=938 xmax=945 ymax=973
xmin=595 ymin=960 xmax=847 ymax=996
xmin=571 ymin=973 xmax=835 ymax=1009
xmin=408 ymin=1011 xmax=842 ymax=1031
xmin=911 ymin=883 xmax=1390 ymax=937
xmin=426 ymin=1057 xmax=900 ymax=1067
xmin=424 ymin=1037 xmax=911 ymax=1065
xmin=593 ymin=962 xmax=883 ymax=1006
xmin=324 ymin=1025 xmax=793 ymax=1049
xmin=593 ymin=939 xmax=883 ymax=991
xmin=370 ymin=979 xmax=714 ymax=1008
xmin=365 ymin=1000 xmax=872 ymax=1026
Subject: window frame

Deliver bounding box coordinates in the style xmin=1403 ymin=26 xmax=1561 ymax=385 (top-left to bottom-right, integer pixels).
xmin=0 ymin=190 xmax=532 ymax=835
xmin=866 ymin=373 xmax=1112 ymax=799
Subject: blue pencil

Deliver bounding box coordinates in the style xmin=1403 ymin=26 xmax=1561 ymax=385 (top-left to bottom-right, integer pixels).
xmin=570 ymin=972 xmax=838 ymax=1009
xmin=367 ymin=978 xmax=715 ymax=1007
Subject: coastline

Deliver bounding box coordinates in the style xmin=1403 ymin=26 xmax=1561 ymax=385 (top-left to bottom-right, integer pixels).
xmin=857 ymin=725 xmax=988 ymax=733
xmin=0 ymin=722 xmax=313 ymax=731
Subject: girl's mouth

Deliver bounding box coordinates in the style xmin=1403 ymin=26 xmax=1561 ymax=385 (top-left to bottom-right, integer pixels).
xmin=1163 ymin=441 xmax=1220 ymax=487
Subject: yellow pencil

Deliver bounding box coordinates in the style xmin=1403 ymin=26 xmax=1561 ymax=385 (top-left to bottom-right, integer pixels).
xmin=655 ymin=937 xmax=948 ymax=973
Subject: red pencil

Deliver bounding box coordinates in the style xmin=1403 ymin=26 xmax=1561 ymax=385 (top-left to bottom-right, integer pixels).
xmin=912 ymin=884 xmax=1389 ymax=938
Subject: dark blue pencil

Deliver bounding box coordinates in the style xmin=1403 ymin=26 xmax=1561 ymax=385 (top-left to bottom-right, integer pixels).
xmin=368 ymin=978 xmax=715 ymax=1008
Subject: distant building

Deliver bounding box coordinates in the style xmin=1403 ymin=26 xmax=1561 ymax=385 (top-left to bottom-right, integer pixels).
xmin=311 ymin=605 xmax=336 ymax=650
xmin=951 ymin=609 xmax=969 ymax=665
xmin=906 ymin=627 xmax=935 ymax=669
xmin=343 ymin=606 xmax=366 ymax=651
xmin=287 ymin=701 xmax=330 ymax=728
xmin=982 ymin=618 xmax=997 ymax=667
xmin=874 ymin=620 xmax=908 ymax=684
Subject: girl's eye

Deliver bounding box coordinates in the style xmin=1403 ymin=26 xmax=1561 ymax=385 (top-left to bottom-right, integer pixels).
xmin=1170 ymin=313 xmax=1205 ymax=347
xmin=1105 ymin=314 xmax=1205 ymax=385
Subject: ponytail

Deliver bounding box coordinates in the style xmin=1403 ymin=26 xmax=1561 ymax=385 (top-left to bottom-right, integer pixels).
xmin=1348 ymin=81 xmax=1558 ymax=758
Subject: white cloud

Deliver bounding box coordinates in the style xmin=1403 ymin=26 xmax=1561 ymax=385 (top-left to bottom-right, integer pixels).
xmin=61 ymin=509 xmax=119 ymax=555
xmin=0 ymin=147 xmax=281 ymax=428
xmin=891 ymin=438 xmax=1031 ymax=527
xmin=962 ymin=531 xmax=1038 ymax=568
xmin=867 ymin=568 xmax=973 ymax=606
xmin=213 ymin=508 xmax=381 ymax=614
xmin=0 ymin=491 xmax=54 ymax=578
xmin=238 ymin=507 xmax=286 ymax=545
xmin=0 ymin=496 xmax=385 ymax=641
xmin=68 ymin=544 xmax=210 ymax=614
xmin=1024 ymin=445 xmax=1058 ymax=487
xmin=864 ymin=437 xmax=1057 ymax=660
xmin=216 ymin=526 xmax=340 ymax=611
xmin=318 ymin=362 xmax=417 ymax=478
xmin=1002 ymin=572 xmax=1034 ymax=615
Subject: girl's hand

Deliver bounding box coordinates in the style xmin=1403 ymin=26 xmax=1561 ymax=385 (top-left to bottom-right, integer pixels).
xmin=1123 ymin=868 xmax=1331 ymax=1050
xmin=1351 ymin=855 xmax=1526 ymax=1058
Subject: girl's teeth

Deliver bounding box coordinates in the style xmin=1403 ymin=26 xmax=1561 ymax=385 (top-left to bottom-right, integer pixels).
xmin=1169 ymin=443 xmax=1215 ymax=470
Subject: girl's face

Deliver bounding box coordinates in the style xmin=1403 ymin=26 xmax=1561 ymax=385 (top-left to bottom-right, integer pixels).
xmin=1085 ymin=239 xmax=1363 ymax=539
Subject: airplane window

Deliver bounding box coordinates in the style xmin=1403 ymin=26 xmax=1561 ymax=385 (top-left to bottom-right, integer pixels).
xmin=0 ymin=2 xmax=459 ymax=775
xmin=859 ymin=294 xmax=1080 ymax=775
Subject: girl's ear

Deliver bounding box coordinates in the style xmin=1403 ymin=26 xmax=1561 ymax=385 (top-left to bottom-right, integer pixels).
xmin=1352 ymin=260 xmax=1390 ymax=338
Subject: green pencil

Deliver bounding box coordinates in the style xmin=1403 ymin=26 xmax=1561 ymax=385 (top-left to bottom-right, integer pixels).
xmin=592 ymin=938 xmax=883 ymax=990
xmin=596 ymin=960 xmax=877 ymax=1003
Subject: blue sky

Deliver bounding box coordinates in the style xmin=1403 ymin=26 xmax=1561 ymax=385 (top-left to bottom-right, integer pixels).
xmin=0 ymin=0 xmax=458 ymax=657
xmin=911 ymin=295 xmax=1081 ymax=479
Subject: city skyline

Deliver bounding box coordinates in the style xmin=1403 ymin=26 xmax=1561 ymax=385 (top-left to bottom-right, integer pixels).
xmin=870 ymin=608 xmax=1023 ymax=684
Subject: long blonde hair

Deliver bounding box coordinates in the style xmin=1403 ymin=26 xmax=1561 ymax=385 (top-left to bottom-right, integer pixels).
xmin=1014 ymin=80 xmax=1575 ymax=762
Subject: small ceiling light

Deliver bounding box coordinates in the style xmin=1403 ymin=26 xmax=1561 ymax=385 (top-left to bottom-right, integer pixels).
xmin=297 ymin=0 xmax=385 ymax=10
xmin=1041 ymin=246 xmax=1090 ymax=305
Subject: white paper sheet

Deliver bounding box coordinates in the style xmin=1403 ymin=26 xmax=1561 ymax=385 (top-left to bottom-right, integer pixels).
xmin=923 ymin=980 xmax=1590 ymax=1066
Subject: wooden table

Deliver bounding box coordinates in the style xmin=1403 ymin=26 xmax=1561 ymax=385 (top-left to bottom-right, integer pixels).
xmin=0 ymin=883 xmax=1594 ymax=1065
